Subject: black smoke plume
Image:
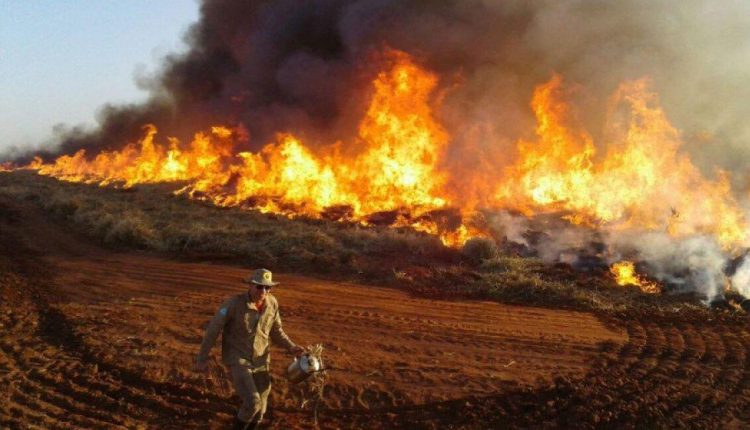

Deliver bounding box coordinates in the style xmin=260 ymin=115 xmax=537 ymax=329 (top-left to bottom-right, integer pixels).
xmin=8 ymin=0 xmax=750 ymax=183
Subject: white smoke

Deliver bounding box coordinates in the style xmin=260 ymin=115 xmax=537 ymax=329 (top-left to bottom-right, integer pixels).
xmin=731 ymin=256 xmax=750 ymax=298
xmin=489 ymin=212 xmax=741 ymax=302
xmin=619 ymin=233 xmax=728 ymax=300
xmin=486 ymin=211 xmax=530 ymax=246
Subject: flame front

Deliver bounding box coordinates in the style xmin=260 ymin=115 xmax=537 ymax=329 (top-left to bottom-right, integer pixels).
xmin=26 ymin=51 xmax=467 ymax=245
xmin=499 ymin=75 xmax=748 ymax=250
xmin=610 ymin=261 xmax=661 ymax=294
xmin=213 ymin=50 xmax=450 ymax=218
xmin=20 ymin=51 xmax=749 ymax=255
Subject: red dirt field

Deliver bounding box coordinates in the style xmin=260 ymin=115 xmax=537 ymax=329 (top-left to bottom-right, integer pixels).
xmin=2 ymin=196 xmax=750 ymax=429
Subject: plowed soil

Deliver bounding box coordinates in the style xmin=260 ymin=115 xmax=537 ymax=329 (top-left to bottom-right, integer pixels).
xmin=1 ymin=196 xmax=750 ymax=429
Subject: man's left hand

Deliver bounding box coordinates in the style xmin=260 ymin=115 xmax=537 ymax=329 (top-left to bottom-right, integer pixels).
xmin=290 ymin=345 xmax=305 ymax=357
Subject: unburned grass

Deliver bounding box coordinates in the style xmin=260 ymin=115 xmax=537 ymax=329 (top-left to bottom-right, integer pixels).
xmin=0 ymin=170 xmax=718 ymax=314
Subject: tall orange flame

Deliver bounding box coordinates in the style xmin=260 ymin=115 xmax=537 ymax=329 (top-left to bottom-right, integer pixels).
xmin=20 ymin=52 xmax=749 ymax=253
xmin=25 ymin=51 xmax=471 ymax=245
xmin=499 ymin=75 xmax=748 ymax=250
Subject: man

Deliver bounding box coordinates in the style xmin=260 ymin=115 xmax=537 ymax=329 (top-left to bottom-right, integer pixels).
xmin=195 ymin=268 xmax=304 ymax=429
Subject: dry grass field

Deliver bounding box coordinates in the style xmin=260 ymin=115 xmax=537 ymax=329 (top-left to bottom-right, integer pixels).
xmin=0 ymin=170 xmax=698 ymax=313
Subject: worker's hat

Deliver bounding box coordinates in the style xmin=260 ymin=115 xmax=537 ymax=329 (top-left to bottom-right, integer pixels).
xmin=243 ymin=268 xmax=279 ymax=286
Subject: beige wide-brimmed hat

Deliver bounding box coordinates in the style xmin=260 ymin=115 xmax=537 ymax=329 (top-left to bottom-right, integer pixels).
xmin=243 ymin=268 xmax=279 ymax=286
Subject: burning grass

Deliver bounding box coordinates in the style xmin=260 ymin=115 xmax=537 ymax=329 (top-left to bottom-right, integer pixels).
xmin=0 ymin=170 xmax=731 ymax=314
xmin=10 ymin=52 xmax=750 ymax=304
xmin=20 ymin=53 xmax=748 ymax=254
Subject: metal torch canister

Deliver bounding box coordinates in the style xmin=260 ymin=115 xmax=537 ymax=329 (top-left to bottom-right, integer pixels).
xmin=286 ymin=353 xmax=321 ymax=384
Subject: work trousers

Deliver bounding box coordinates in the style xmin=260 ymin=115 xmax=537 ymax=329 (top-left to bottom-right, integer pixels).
xmin=229 ymin=365 xmax=272 ymax=424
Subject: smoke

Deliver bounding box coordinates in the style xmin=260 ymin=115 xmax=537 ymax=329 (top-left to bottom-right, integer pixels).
xmin=612 ymin=233 xmax=729 ymax=300
xmin=6 ymin=0 xmax=750 ymax=300
xmin=524 ymin=1 xmax=750 ymax=188
xmin=7 ymin=0 xmax=749 ymax=173
xmin=731 ymin=257 xmax=750 ymax=299
xmin=489 ymin=211 xmax=733 ymax=301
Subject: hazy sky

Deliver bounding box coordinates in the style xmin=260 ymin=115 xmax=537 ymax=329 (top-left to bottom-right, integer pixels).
xmin=0 ymin=1 xmax=200 ymax=151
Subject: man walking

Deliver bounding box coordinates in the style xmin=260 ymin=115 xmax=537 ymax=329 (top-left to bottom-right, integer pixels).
xmin=195 ymin=268 xmax=304 ymax=429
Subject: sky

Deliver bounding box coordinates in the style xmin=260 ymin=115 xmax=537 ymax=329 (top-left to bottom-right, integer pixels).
xmin=0 ymin=1 xmax=200 ymax=152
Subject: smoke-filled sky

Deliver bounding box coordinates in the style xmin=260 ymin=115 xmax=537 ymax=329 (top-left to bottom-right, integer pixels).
xmin=3 ymin=0 xmax=750 ymax=187
xmin=0 ymin=1 xmax=199 ymax=153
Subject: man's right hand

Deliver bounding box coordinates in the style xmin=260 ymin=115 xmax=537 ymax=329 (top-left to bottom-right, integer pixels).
xmin=193 ymin=360 xmax=209 ymax=373
xmin=290 ymin=345 xmax=306 ymax=357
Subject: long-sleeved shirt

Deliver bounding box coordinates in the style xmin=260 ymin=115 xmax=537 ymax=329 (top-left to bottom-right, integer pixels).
xmin=197 ymin=292 xmax=296 ymax=369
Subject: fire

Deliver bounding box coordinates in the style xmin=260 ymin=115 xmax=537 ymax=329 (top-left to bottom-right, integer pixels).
xmin=23 ymin=50 xmax=468 ymax=246
xmin=14 ymin=50 xmax=749 ymax=255
xmin=204 ymin=50 xmax=450 ymax=219
xmin=610 ymin=261 xmax=661 ymax=294
xmin=499 ymin=76 xmax=748 ymax=250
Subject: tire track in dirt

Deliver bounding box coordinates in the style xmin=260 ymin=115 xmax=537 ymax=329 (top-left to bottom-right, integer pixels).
xmin=0 ymin=198 xmax=230 ymax=429
xmin=427 ymin=314 xmax=750 ymax=430
xmin=48 ymin=253 xmax=623 ymax=415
